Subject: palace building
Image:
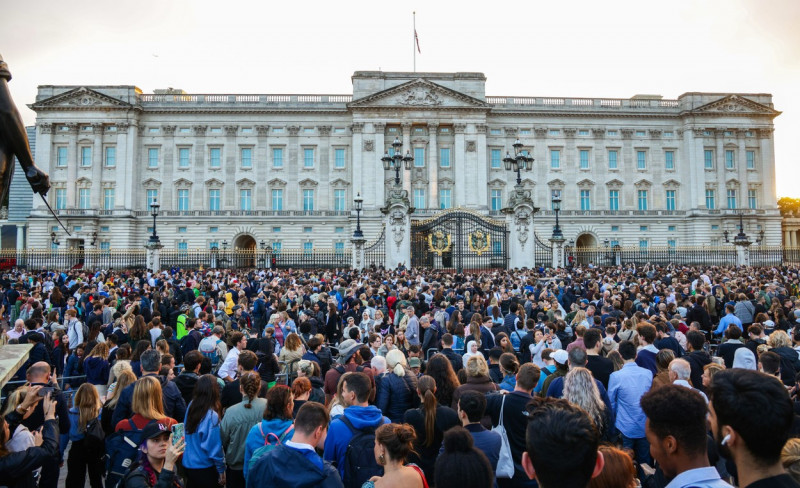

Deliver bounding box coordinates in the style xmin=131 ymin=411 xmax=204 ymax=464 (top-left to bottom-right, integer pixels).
xmin=24 ymin=71 xmax=781 ymax=257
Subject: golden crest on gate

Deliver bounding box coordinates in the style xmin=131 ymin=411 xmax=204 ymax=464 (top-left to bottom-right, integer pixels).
xmin=469 ymin=230 xmax=491 ymax=256
xmin=428 ymin=230 xmax=452 ymax=256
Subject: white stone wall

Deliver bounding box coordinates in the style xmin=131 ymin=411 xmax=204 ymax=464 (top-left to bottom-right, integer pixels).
xmin=25 ymin=73 xmax=781 ymax=251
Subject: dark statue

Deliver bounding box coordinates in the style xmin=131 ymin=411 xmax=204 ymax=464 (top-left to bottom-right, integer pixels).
xmin=0 ymin=54 xmax=51 ymax=209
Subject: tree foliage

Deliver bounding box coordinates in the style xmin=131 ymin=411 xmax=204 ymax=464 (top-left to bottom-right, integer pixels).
xmin=778 ymin=197 xmax=800 ymax=216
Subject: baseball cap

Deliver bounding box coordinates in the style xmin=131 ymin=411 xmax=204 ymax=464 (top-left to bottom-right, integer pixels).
xmin=552 ymin=349 xmax=569 ymax=365
xmin=141 ymin=422 xmax=171 ymax=441
xmin=408 ymin=357 xmax=422 ymax=368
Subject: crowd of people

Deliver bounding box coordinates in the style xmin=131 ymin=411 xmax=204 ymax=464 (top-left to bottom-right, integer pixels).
xmin=2 ymin=262 xmax=800 ymax=488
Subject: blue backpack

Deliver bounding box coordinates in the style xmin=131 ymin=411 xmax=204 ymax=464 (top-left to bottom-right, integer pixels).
xmin=247 ymin=422 xmax=294 ymax=476
xmin=105 ymin=419 xmax=156 ymax=488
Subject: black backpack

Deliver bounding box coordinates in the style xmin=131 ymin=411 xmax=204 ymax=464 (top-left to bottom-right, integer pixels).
xmin=105 ymin=419 xmax=156 ymax=488
xmin=340 ymin=416 xmax=383 ymax=488
xmin=85 ymin=417 xmax=106 ymax=454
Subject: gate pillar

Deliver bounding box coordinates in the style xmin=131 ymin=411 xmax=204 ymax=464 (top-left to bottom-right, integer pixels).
xmin=351 ymin=235 xmax=366 ymax=270
xmin=381 ymin=187 xmax=413 ymax=270
xmin=502 ymin=187 xmax=537 ymax=269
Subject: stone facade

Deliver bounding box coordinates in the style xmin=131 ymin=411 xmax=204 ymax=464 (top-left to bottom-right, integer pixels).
xmin=25 ymin=71 xmax=781 ymax=253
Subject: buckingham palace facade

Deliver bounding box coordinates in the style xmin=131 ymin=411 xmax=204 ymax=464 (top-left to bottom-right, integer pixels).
xmin=24 ymin=70 xmax=781 ymax=253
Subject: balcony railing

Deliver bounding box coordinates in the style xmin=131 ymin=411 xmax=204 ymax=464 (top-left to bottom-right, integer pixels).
xmin=138 ymin=94 xmax=353 ymax=105
xmin=486 ymin=96 xmax=681 ymax=110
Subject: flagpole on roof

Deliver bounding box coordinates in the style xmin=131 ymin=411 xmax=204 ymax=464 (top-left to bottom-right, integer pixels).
xmin=413 ymin=11 xmax=416 ymax=73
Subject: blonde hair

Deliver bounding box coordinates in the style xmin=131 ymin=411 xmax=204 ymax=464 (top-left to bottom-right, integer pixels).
xmin=132 ymin=376 xmax=165 ymax=420
xmin=1 ymin=386 xmax=29 ymax=416
xmin=385 ymin=349 xmax=408 ymax=377
xmin=74 ymin=383 xmax=101 ymax=431
xmin=571 ymin=310 xmax=586 ymax=326
xmin=156 ymin=339 xmax=169 ymax=356
xmin=107 ymin=370 xmax=137 ymax=409
xmin=85 ymin=341 xmax=109 ymax=361
xmin=769 ymin=330 xmax=792 ymax=349
xmin=465 ymin=354 xmax=490 ymax=378
xmin=783 ymin=438 xmax=800 ymax=484
xmin=563 ymin=367 xmax=606 ymax=432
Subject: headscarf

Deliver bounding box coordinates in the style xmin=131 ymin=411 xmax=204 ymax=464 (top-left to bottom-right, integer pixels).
xmin=462 ymin=340 xmax=479 ymax=367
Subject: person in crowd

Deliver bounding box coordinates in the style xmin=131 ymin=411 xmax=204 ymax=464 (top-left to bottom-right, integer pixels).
xmin=220 ymin=372 xmax=267 ymax=488
xmin=669 ymin=358 xmax=708 ymax=401
xmin=563 ymin=367 xmax=615 ymax=443
xmin=732 ymin=347 xmax=757 ymax=370
xmin=376 ymin=349 xmax=419 ymax=423
xmin=218 ymin=331 xmax=247 ymax=383
xmin=486 ymin=363 xmax=540 ymax=488
xmin=220 ymin=350 xmax=267 ymax=410
xmin=297 ymin=359 xmax=326 ymax=404
xmin=462 ymin=340 xmax=481 ymax=368
xmin=83 ymin=341 xmax=110 ymax=397
xmin=652 ymin=349 xmax=676 ymax=390
xmin=280 ymin=332 xmax=306 ymax=377
xmin=499 ymin=353 xmax=519 ymax=392
xmin=684 ymin=330 xmax=712 ymax=393
xmin=115 ymin=376 xmax=178 ymax=432
xmin=455 ymin=391 xmax=501 ymax=479
xmin=1 ymin=388 xmax=36 ymax=454
xmin=246 ymin=402 xmax=342 ymax=488
xmin=291 ymin=377 xmax=313 ymax=417
xmin=715 ymin=304 xmax=743 ymax=337
xmin=403 ymin=375 xmax=460 ymax=482
xmin=323 ymin=372 xmax=390 ymax=485
xmin=0 ymin=389 xmax=59 ymax=488
xmin=122 ymin=422 xmax=185 ymax=488
xmin=534 ymin=349 xmax=556 ymax=394
xmin=769 ymin=330 xmax=800 ymax=386
xmin=182 ymin=374 xmax=226 ymax=488
xmin=608 ymin=340 xmax=652 ymax=466
xmin=718 ymin=325 xmax=746 ymax=369
xmin=362 ymin=423 xmax=427 ymax=488
xmin=112 ymin=349 xmax=186 ymax=426
xmin=243 ymin=384 xmax=295 ymax=480
xmin=174 ymin=350 xmax=203 ymax=405
xmin=452 ymin=355 xmax=499 ymax=412
xmin=434 ymin=426 xmax=495 ymax=488
xmin=521 ymin=397 xmax=605 ymax=488
xmin=65 ymin=383 xmax=104 ymax=488
xmin=101 ymin=369 xmax=137 ymax=435
xmin=64 ymin=342 xmax=86 ymax=389
xmin=708 ymin=369 xmax=799 ymax=487
xmin=641 ymin=384 xmax=731 ymax=488
xmin=425 ymin=353 xmax=461 ymax=408
xmin=584 ymin=328 xmax=614 ymax=389
xmin=587 ymin=446 xmax=637 ymax=488
xmin=782 ymin=438 xmax=800 ymax=485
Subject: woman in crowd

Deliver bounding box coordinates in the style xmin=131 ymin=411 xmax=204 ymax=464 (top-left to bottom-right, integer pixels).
xmin=588 ymin=445 xmax=637 ymax=488
xmin=130 ymin=340 xmax=152 ymax=379
xmin=395 ymin=329 xmax=410 ymax=357
xmin=291 ymin=377 xmax=312 ymax=417
xmin=52 ymin=330 xmax=69 ymax=377
xmin=651 ymin=349 xmax=675 ymax=390
xmin=123 ymin=426 xmax=185 ymax=488
xmin=220 ymin=372 xmax=267 ymax=488
xmin=279 ymin=332 xmax=305 ymax=378
xmin=257 ymin=346 xmax=281 ymax=388
xmin=327 ymin=373 xmax=348 ymax=420
xmin=107 ymin=349 xmax=132 ymax=396
xmin=769 ymin=330 xmax=800 ymax=385
xmin=66 ymin=383 xmax=104 ymax=488
xmin=425 ymin=354 xmax=460 ymax=408
xmin=183 ymin=374 xmax=226 ymax=488
xmin=101 ymin=369 xmax=137 ymax=435
xmin=461 ymin=340 xmax=480 ymax=368
xmin=702 ymin=362 xmax=726 ymax=389
xmin=563 ymin=367 xmax=614 ymax=443
xmin=607 ymin=350 xmax=625 ymax=371
xmin=129 ymin=315 xmax=149 ymax=347
xmin=296 ymin=359 xmax=325 ymax=404
xmin=243 ymin=385 xmax=295 ymax=480
xmin=64 ymin=342 xmax=86 ymax=390
xmin=374 ymin=309 xmax=389 ymax=335
xmin=1 ymin=388 xmax=35 ymax=453
xmin=376 ymin=350 xmax=419 ymax=423
xmin=451 ymin=355 xmax=498 ymax=412
xmin=363 ymin=423 xmax=426 ymax=488
xmin=83 ymin=341 xmax=110 ymax=397
xmin=0 ymin=389 xmax=59 ymax=488
xmin=495 ymin=332 xmax=516 ymax=356
xmin=433 ymin=426 xmax=494 ymax=488
xmin=378 ymin=334 xmax=398 ymax=357
xmin=498 ymin=352 xmax=519 ymax=392
xmin=115 ymin=376 xmax=178 ymax=432
xmin=403 ymin=375 xmax=460 ymax=483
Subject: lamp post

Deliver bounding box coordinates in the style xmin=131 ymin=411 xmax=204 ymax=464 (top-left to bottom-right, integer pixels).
xmin=503 ymin=139 xmax=534 ymax=186
xmin=148 ymin=199 xmax=161 ymax=245
xmin=551 ymin=195 xmax=564 ymax=240
xmin=381 ymin=137 xmax=414 ymax=187
xmin=353 ymin=193 xmax=364 ymax=239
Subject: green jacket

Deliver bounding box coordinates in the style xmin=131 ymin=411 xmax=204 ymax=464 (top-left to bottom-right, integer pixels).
xmin=219 ymin=397 xmax=267 ymax=470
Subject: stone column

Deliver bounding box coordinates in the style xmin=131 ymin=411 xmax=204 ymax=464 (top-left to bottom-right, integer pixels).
xmin=33 ymin=123 xmax=53 ymax=212
xmin=502 ymin=187 xmax=536 ymax=269
xmin=760 ymin=128 xmax=776 ymax=208
xmin=351 ymin=124 xmax=364 ymax=200
xmin=716 ymin=129 xmax=728 ymax=208
xmin=550 ymin=236 xmax=566 ymax=269
xmin=117 ymin=123 xmax=132 ymax=209
xmin=382 ymin=187 xmax=412 ymax=269
xmin=351 ymin=235 xmax=366 ymax=270
xmin=401 ymin=123 xmax=412 ymax=196
xmin=15 ymin=224 xmax=25 ymax=251
xmin=785 ymin=230 xmax=791 ymax=247
xmin=736 ymin=129 xmax=748 ymax=207
xmin=734 ymin=237 xmax=751 ymax=267
xmin=192 ymin=125 xmax=207 ymax=208
xmin=66 ymin=123 xmax=78 ymax=207
xmin=427 ymin=122 xmax=438 ymax=210
xmin=223 ymin=126 xmax=238 ymax=209
xmin=161 ymin=125 xmax=176 ymax=210
xmin=476 ymin=124 xmax=488 ymax=210
xmin=454 ymin=123 xmax=466 ymax=207
xmin=90 ymin=124 xmax=103 ymax=208
xmin=146 ymin=242 xmax=164 ymax=272
xmin=792 ymin=232 xmax=798 ymax=248
xmin=255 ymin=126 xmax=270 ymax=209
xmin=373 ymin=123 xmax=386 ymax=208
xmin=318 ymin=126 xmax=332 ymax=209
xmin=689 ymin=128 xmax=705 ymax=209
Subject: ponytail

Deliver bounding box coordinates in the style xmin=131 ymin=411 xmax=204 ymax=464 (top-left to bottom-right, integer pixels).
xmin=393 ymin=363 xmax=405 ymax=377
xmin=418 ymin=375 xmax=438 ymax=447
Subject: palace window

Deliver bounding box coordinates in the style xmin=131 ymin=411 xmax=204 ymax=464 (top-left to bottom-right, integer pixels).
xmin=608 ymin=150 xmax=618 ymax=170
xmin=105 ymin=147 xmax=116 ymax=167
xmin=271 ymin=189 xmax=283 ymax=210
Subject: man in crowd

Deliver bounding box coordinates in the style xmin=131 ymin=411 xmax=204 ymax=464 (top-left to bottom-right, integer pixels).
xmin=608 ymin=340 xmax=652 ymax=466
xmin=457 ymin=391 xmax=501 ymax=477
xmin=112 ymin=349 xmax=186 ymax=425
xmin=218 ymin=331 xmax=246 ymax=382
xmin=584 ymin=328 xmax=614 ymax=389
xmin=439 ymin=333 xmax=463 ymax=373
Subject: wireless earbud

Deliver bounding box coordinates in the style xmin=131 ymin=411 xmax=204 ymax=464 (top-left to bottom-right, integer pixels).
xmin=721 ymin=434 xmax=731 ymax=446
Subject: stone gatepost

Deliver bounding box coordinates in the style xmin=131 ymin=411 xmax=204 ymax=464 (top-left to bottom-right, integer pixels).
xmin=550 ymin=236 xmax=566 ymax=269
xmin=351 ymin=236 xmax=366 ymax=270
xmin=146 ymin=242 xmax=163 ymax=272
xmin=734 ymin=236 xmax=751 ymax=267
xmin=502 ymin=186 xmax=537 ymax=269
xmin=381 ymin=186 xmax=413 ymax=270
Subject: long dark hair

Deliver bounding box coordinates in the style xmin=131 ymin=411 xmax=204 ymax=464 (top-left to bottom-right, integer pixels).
xmin=418 ymin=375 xmax=437 ymax=447
xmin=186 ymin=374 xmax=221 ymax=434
xmin=426 ymin=354 xmax=460 ymax=408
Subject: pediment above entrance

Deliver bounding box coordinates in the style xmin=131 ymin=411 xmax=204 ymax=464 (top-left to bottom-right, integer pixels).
xmin=686 ymin=95 xmax=780 ymax=117
xmin=30 ymin=86 xmax=133 ymax=111
xmin=348 ymin=79 xmax=489 ymax=110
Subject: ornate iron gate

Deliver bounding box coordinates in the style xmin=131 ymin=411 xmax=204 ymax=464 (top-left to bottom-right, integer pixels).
xmin=411 ymin=209 xmax=508 ymax=272
xmin=364 ymin=226 xmax=386 ymax=269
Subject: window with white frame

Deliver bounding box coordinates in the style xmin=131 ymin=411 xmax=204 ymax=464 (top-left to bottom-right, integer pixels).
xmin=56 ymin=147 xmax=67 ymax=167
xmin=105 ymin=146 xmax=116 ymax=167
xmin=55 ymin=189 xmax=67 ymax=210
xmin=440 ymin=148 xmax=451 ymax=168
xmin=177 ymin=189 xmax=190 ymax=211
xmin=608 ymin=149 xmax=618 ymax=170
xmin=746 ymin=150 xmax=755 ymax=169
xmin=636 ymin=150 xmax=646 ymax=170
xmin=240 ymin=189 xmax=252 ymax=210
xmin=579 ymin=149 xmax=589 ymax=169
xmin=334 ymin=189 xmax=346 ymax=211
xmin=273 ymin=148 xmax=284 ymax=168
xmin=148 ymin=148 xmax=159 ymax=168
xmin=727 ymin=189 xmax=737 ymax=208
xmin=334 ymin=148 xmax=346 ymax=169
xmin=666 ymin=190 xmax=676 ymax=211
xmin=491 ymin=189 xmax=502 ymax=211
xmin=335 ymin=242 xmax=345 ymax=255
xmin=414 ymin=188 xmax=426 ymax=209
xmin=79 ymin=189 xmax=90 ymax=209
xmin=179 ymin=148 xmax=190 ymax=168
xmin=706 ymin=189 xmax=716 ymax=209
xmin=414 ymin=147 xmax=425 ymax=168
xmin=439 ymin=189 xmax=452 ymax=209
xmin=303 ymin=189 xmax=314 ymax=211
xmin=748 ymin=189 xmax=757 ymax=209
xmin=608 ymin=190 xmax=619 ymax=211
xmin=209 ymin=189 xmax=220 ymax=211
xmin=704 ymin=149 xmax=714 ymax=169
xmin=550 ymin=149 xmax=560 ymax=169
xmin=146 ymin=189 xmax=158 ymax=206
xmin=725 ymin=150 xmax=735 ymax=169
xmin=100 ymin=242 xmax=110 ymax=251
xmin=210 ymin=147 xmax=221 ymax=168
xmin=80 ymin=147 xmax=92 ymax=167
xmin=637 ymin=190 xmax=648 ymax=210
xmin=303 ymin=241 xmax=313 ymax=254
xmin=271 ymin=189 xmax=283 ymax=210
xmin=490 ymin=149 xmax=501 ymax=169
xmin=303 ymin=148 xmax=314 ymax=168
xmin=241 ymin=147 xmax=252 ymax=168
xmin=103 ymin=188 xmax=115 ymax=210
xmin=665 ymin=150 xmax=674 ymax=170
xmin=177 ymin=241 xmax=188 ymax=251
xmin=580 ymin=189 xmax=591 ymax=210
xmin=667 ymin=239 xmax=676 ymax=248
xmin=639 ymin=239 xmax=649 ymax=250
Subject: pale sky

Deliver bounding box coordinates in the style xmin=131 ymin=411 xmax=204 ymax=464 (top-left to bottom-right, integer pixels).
xmin=3 ymin=0 xmax=799 ymax=197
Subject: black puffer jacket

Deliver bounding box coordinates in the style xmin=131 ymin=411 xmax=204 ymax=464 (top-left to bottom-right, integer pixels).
xmin=376 ymin=367 xmax=419 ymax=423
xmin=0 ymin=417 xmax=59 ymax=488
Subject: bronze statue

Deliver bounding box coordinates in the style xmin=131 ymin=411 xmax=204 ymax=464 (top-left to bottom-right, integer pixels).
xmin=0 ymin=54 xmax=52 ymax=213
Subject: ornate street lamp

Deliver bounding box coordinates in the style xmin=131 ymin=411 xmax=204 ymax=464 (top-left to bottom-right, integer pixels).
xmin=353 ymin=193 xmax=364 ymax=238
xmin=50 ymin=231 xmax=60 ymax=247
xmin=552 ymin=194 xmax=564 ymax=240
xmin=503 ymin=139 xmax=534 ymax=186
xmin=381 ymin=137 xmax=414 ymax=186
xmin=733 ymin=211 xmax=750 ymax=244
xmin=149 ymin=199 xmax=161 ymax=245
xmin=222 ymin=240 xmax=228 ymax=251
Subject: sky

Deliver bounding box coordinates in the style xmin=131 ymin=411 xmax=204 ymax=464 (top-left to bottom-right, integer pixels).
xmin=2 ymin=0 xmax=799 ymax=197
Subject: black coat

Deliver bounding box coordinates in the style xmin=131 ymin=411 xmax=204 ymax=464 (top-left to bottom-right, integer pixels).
xmin=375 ymin=368 xmax=419 ymax=423
xmin=0 ymin=418 xmax=59 ymax=488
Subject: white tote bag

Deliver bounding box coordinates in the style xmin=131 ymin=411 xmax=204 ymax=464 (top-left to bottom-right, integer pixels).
xmin=491 ymin=394 xmax=515 ymax=478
